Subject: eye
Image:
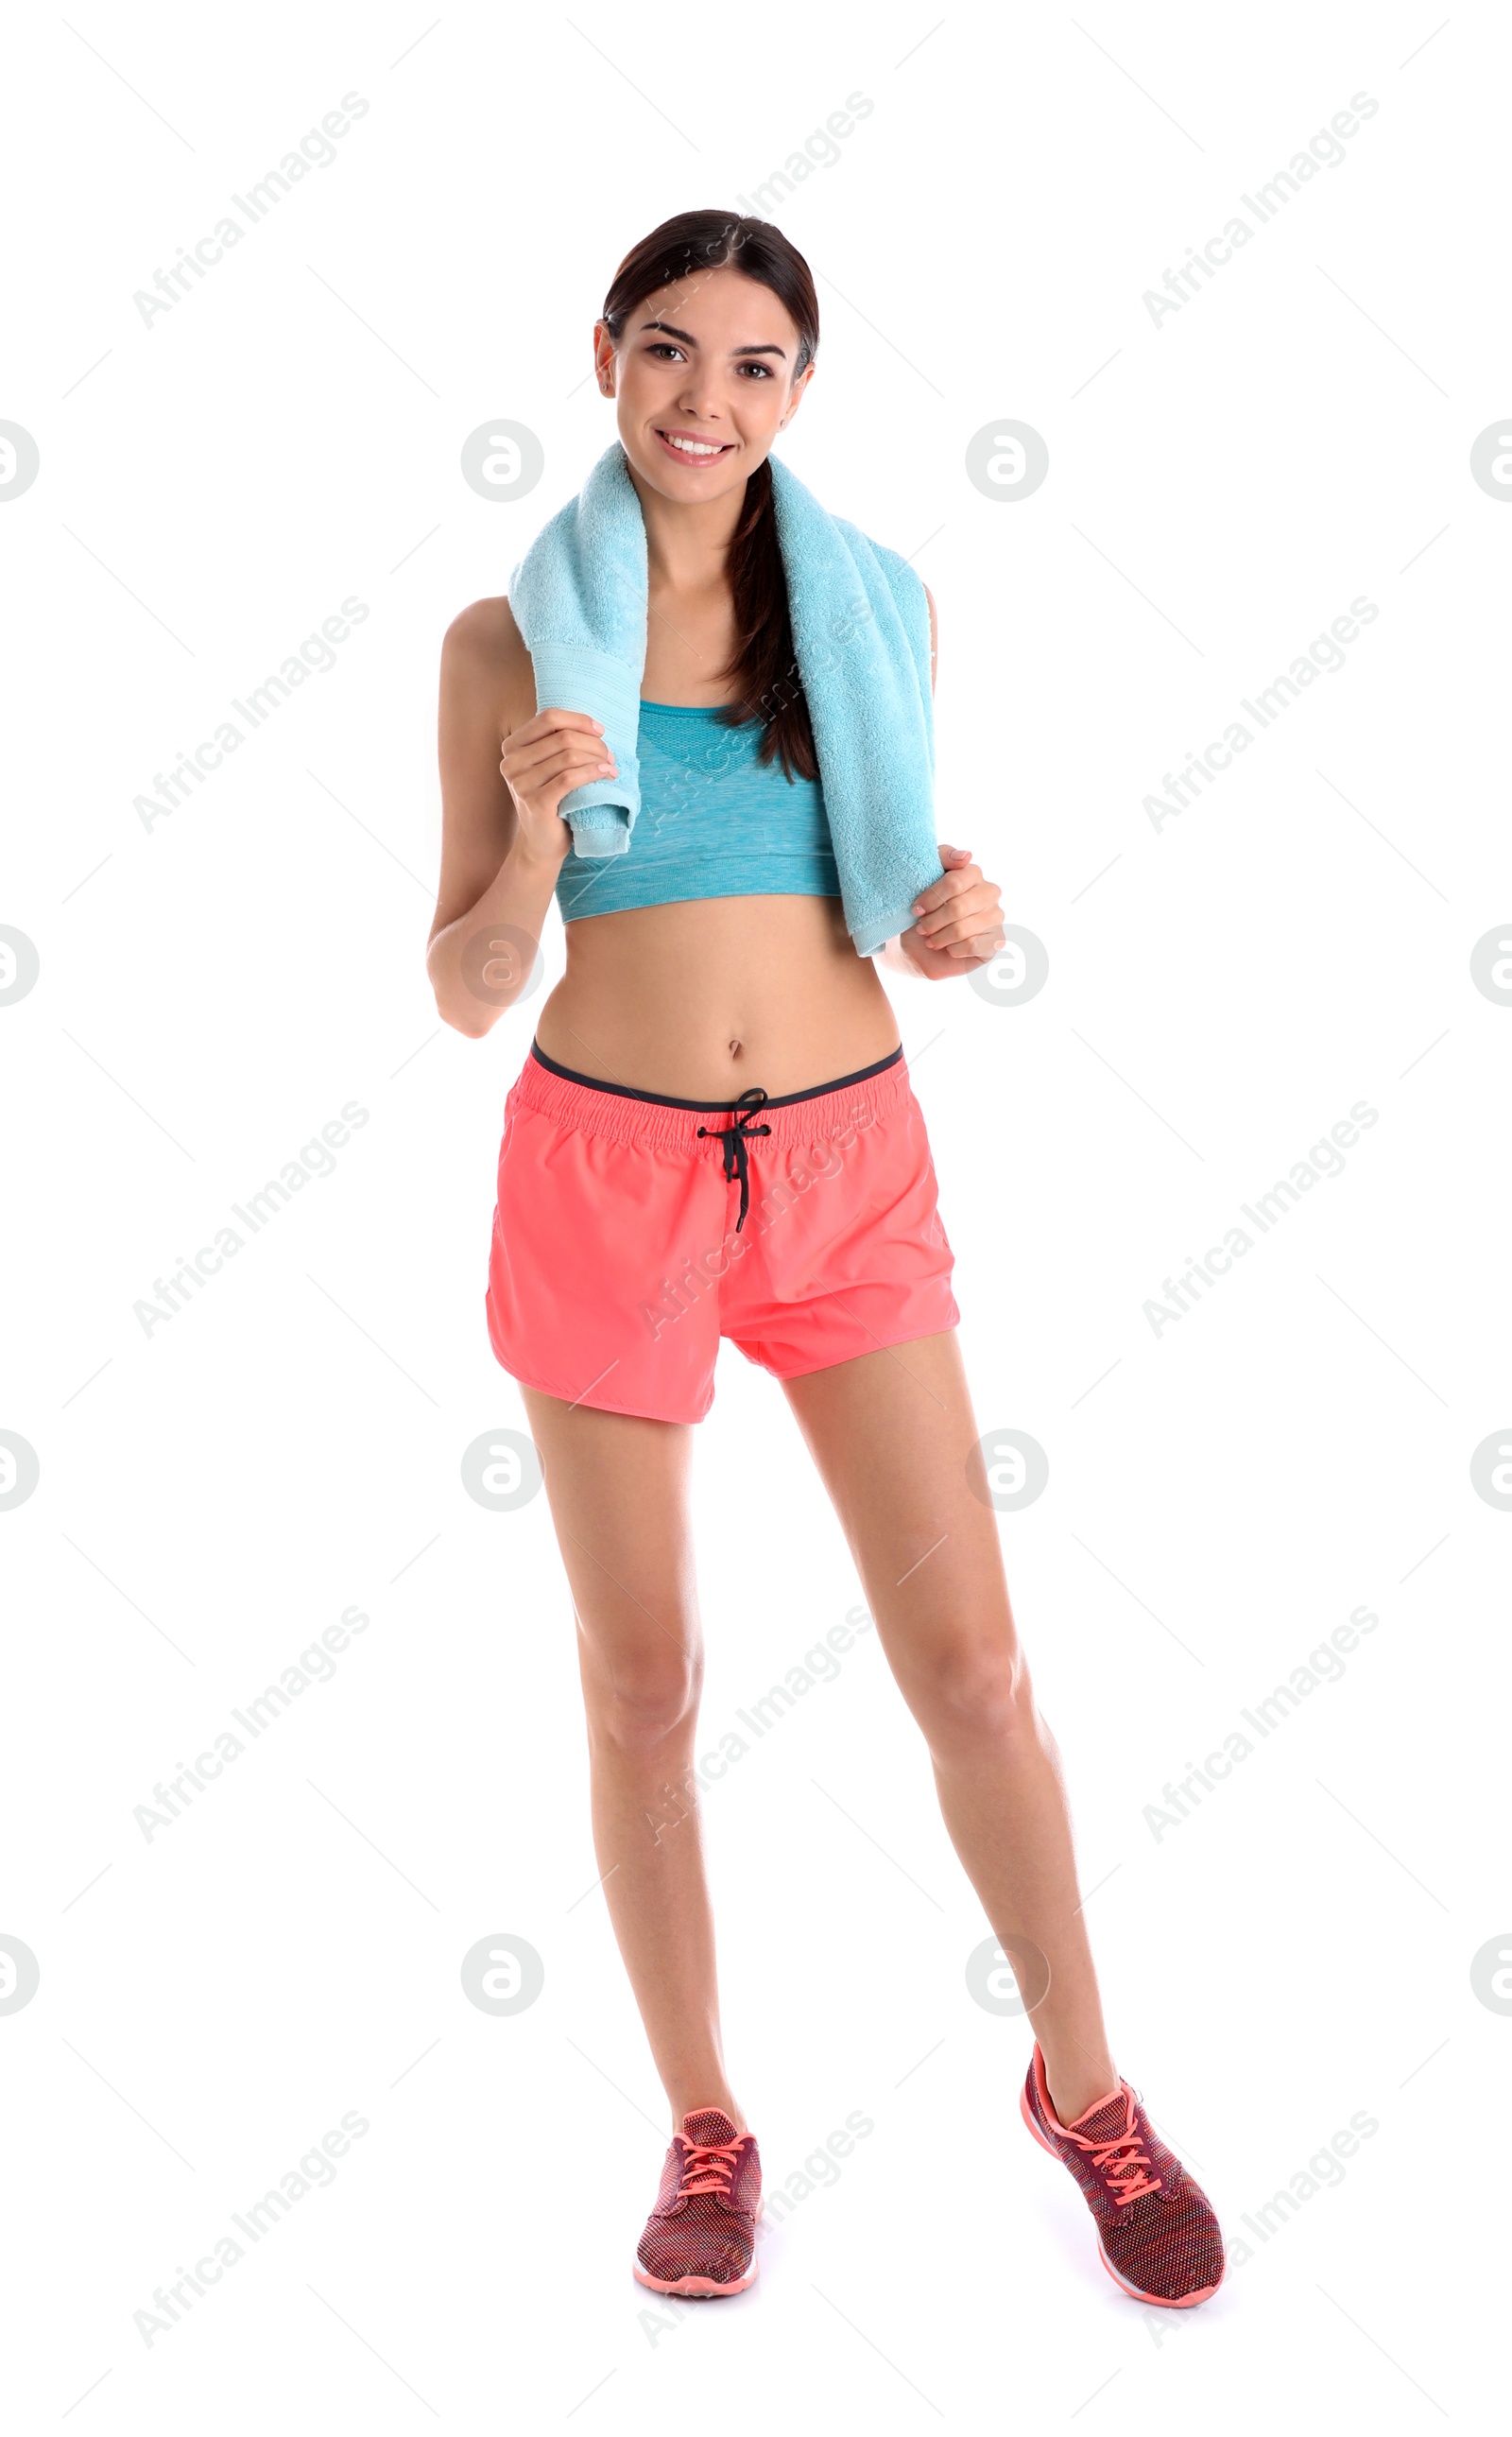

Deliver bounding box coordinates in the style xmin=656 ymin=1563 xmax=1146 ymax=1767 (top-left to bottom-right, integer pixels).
xmin=646 ymin=341 xmax=686 ymax=361
xmin=737 ymin=362 xmax=774 ymax=379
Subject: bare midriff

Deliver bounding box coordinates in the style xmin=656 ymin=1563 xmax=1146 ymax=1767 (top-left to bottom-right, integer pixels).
xmin=533 ymin=892 xmax=902 ymax=1100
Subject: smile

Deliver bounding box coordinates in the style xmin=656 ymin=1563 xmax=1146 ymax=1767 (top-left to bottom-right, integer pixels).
xmin=654 ymin=428 xmax=735 ymax=463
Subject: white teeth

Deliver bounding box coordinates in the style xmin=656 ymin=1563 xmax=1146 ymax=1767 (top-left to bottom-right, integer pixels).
xmin=664 ymin=434 xmax=723 ymax=456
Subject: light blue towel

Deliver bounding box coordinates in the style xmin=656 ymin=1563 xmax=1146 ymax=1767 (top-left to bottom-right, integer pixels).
xmin=507 ymin=441 xmax=943 ymax=955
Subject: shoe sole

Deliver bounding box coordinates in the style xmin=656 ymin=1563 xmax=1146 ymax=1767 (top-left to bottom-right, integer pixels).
xmin=1019 ymin=2084 xmax=1221 ymax=2309
xmin=632 ymin=2259 xmax=758 ymax=2298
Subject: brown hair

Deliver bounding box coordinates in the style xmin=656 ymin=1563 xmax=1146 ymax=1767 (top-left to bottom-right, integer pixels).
xmin=601 ymin=210 xmax=820 ymax=781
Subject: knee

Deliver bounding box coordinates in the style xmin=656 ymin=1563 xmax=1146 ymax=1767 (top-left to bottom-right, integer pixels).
xmin=917 ymin=1636 xmax=1039 ymax=1753
xmin=586 ymin=1653 xmax=701 ymax=1756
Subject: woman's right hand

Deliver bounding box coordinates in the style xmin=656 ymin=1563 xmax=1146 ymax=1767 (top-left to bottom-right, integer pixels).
xmin=499 ymin=708 xmax=616 ymax=866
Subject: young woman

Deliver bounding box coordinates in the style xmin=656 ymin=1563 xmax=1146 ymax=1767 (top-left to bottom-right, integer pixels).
xmin=428 ymin=213 xmax=1224 ymax=2310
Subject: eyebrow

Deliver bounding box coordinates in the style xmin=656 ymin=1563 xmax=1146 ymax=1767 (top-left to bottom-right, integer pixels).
xmin=637 ymin=318 xmax=788 ymax=359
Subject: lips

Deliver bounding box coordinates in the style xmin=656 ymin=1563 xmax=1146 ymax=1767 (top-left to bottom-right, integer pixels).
xmin=654 ymin=427 xmax=735 ymax=464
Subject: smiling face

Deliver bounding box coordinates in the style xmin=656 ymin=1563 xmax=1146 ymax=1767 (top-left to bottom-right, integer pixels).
xmin=595 ymin=264 xmax=815 ymax=503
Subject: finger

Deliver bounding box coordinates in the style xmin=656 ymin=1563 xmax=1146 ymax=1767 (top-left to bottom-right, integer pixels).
xmin=503 ymin=762 xmax=617 ymax=799
xmin=504 ymin=735 xmax=617 ymax=781
xmin=500 ymin=717 xmax=607 ymax=769
xmin=909 ymin=853 xmax=974 ymax=915
xmin=914 ymin=854 xmax=974 ymax=901
xmin=508 ymin=706 xmax=603 ymax=731
xmin=924 ymin=913 xmax=1003 ymax=951
xmin=506 ymin=707 xmax=608 ymax=746
xmin=905 ymin=882 xmax=988 ymax=925
xmin=905 ymin=896 xmax=988 ymax=930
xmin=911 ymin=866 xmax=980 ymax=916
xmin=505 ymin=746 xmax=616 ymax=791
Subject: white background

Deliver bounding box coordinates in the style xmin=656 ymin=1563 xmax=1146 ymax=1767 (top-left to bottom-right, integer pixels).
xmin=3 ymin=1 xmax=1506 ymax=2427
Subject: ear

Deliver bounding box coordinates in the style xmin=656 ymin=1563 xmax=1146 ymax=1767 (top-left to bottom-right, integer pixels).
xmin=781 ymin=362 xmax=816 ymax=430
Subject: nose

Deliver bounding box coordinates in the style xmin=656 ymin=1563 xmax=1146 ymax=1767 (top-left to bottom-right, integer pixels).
xmin=675 ymin=368 xmax=727 ymax=423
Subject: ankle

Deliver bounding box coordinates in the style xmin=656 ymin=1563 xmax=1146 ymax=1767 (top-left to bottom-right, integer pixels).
xmin=1043 ymin=2057 xmax=1119 ymax=2129
xmin=673 ymin=2094 xmax=747 ymax=2135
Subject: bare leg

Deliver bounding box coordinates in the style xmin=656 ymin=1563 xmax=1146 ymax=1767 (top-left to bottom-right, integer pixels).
xmin=520 ymin=1387 xmax=745 ymax=2132
xmin=783 ymin=1331 xmax=1118 ymax=2125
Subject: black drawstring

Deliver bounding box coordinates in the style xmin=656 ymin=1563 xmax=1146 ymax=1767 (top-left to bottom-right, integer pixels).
xmin=696 ymin=1088 xmax=772 ymax=1232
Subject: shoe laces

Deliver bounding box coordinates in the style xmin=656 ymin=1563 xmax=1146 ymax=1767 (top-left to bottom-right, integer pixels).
xmin=1091 ymin=2129 xmax=1161 ymax=2205
xmin=1086 ymin=2085 xmax=1154 ymax=2203
xmin=1062 ymin=2087 xmax=1163 ymax=2206
xmin=675 ymin=2134 xmax=742 ymax=2202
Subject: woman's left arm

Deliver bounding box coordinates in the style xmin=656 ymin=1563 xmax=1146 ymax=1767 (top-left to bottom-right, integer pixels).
xmin=877 ymin=583 xmax=1007 ymax=981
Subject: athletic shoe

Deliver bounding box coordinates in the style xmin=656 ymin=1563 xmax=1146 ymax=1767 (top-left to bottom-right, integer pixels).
xmin=633 ymin=2107 xmax=762 ymax=2297
xmin=1021 ymin=2043 xmax=1224 ymax=2306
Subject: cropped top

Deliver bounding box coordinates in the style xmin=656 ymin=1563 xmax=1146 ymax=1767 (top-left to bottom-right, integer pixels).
xmin=552 ymin=700 xmax=839 ymax=924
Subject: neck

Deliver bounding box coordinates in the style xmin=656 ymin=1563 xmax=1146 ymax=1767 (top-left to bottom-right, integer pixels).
xmin=626 ymin=459 xmax=749 ymax=595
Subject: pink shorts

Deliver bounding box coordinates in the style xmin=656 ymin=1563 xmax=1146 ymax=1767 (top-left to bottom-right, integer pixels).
xmin=486 ymin=1043 xmax=958 ymax=1425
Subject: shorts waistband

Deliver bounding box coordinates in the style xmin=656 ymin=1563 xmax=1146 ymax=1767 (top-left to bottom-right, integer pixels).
xmin=512 ymin=1041 xmax=911 ymax=1156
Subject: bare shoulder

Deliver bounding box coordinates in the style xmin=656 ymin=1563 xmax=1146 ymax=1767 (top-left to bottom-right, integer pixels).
xmin=443 ymin=593 xmax=527 ymax=670
xmin=440 ymin=595 xmax=534 ymax=727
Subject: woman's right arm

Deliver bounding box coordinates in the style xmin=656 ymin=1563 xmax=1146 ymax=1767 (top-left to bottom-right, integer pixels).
xmin=426 ymin=596 xmax=615 ymax=1036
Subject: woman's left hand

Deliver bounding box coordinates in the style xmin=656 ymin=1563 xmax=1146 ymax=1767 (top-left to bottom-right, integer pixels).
xmin=899 ymin=846 xmax=1006 ymax=979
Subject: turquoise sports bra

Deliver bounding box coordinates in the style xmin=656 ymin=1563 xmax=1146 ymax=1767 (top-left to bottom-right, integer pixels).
xmin=552 ymin=700 xmax=839 ymax=924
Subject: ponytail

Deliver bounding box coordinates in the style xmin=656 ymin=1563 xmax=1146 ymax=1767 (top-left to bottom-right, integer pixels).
xmin=718 ymin=457 xmax=817 ymax=780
